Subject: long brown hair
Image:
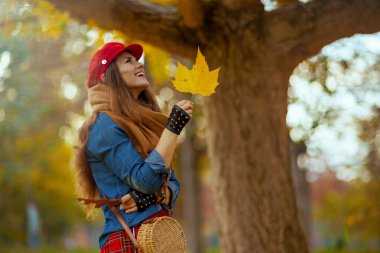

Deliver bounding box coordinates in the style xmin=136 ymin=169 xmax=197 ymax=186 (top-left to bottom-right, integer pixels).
xmin=73 ymin=60 xmax=161 ymax=218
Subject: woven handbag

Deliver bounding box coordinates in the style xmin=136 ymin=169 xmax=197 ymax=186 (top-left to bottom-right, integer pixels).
xmin=106 ymin=167 xmax=186 ymax=252
xmin=78 ymin=196 xmax=186 ymax=252
xmin=79 ymin=195 xmax=187 ymax=252
xmin=107 ymin=198 xmax=186 ymax=253
xmin=137 ymin=215 xmax=186 ymax=253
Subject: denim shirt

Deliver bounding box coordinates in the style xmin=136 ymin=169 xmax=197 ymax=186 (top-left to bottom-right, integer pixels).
xmin=87 ymin=112 xmax=180 ymax=248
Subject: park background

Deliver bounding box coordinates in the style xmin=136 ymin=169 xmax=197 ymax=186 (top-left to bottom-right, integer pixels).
xmin=0 ymin=0 xmax=379 ymax=252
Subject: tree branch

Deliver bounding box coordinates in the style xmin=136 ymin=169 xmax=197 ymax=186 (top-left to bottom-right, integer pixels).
xmin=265 ymin=0 xmax=380 ymax=67
xmin=178 ymin=0 xmax=204 ymax=29
xmin=47 ymin=0 xmax=199 ymax=58
xmin=222 ymin=0 xmax=264 ymax=11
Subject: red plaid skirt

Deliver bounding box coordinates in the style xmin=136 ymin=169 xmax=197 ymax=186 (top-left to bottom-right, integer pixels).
xmin=100 ymin=209 xmax=171 ymax=253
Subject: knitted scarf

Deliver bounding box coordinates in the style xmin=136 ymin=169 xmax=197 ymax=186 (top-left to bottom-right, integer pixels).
xmin=88 ymin=83 xmax=168 ymax=160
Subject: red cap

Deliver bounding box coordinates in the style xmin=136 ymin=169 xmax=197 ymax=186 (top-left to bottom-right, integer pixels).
xmin=87 ymin=42 xmax=143 ymax=88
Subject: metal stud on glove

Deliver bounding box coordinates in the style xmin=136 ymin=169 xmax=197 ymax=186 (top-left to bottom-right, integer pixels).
xmin=166 ymin=104 xmax=191 ymax=135
xmin=129 ymin=190 xmax=157 ymax=211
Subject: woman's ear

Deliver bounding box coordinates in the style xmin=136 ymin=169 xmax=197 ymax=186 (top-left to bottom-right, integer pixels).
xmin=101 ymin=74 xmax=105 ymax=82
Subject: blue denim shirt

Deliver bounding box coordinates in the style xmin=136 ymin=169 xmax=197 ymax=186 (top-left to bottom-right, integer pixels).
xmin=87 ymin=112 xmax=180 ymax=248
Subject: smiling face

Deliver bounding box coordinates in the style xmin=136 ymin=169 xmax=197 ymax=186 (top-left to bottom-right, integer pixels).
xmin=114 ymin=51 xmax=149 ymax=98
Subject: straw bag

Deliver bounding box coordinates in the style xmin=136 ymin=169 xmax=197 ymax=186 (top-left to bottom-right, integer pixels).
xmin=79 ymin=195 xmax=186 ymax=252
xmin=136 ymin=215 xmax=186 ymax=253
xmin=78 ymin=166 xmax=186 ymax=252
xmin=106 ymin=196 xmax=186 ymax=253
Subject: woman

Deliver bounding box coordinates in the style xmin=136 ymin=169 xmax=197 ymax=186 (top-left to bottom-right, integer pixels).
xmin=74 ymin=42 xmax=192 ymax=252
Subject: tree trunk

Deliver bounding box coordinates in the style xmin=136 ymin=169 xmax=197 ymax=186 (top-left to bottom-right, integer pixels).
xmin=180 ymin=123 xmax=202 ymax=253
xmin=202 ymin=37 xmax=308 ymax=252
xmin=290 ymin=141 xmax=311 ymax=242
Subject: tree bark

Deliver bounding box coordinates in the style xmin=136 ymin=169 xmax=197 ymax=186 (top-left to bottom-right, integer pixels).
xmin=290 ymin=141 xmax=311 ymax=242
xmin=266 ymin=0 xmax=380 ymax=67
xmin=222 ymin=0 xmax=264 ymax=11
xmin=201 ymin=37 xmax=308 ymax=252
xmin=46 ymin=0 xmax=199 ymax=58
xmin=178 ymin=0 xmax=204 ymax=29
xmin=180 ymin=124 xmax=202 ymax=253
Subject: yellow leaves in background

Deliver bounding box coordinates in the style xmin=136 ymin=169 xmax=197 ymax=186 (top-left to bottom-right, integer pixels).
xmin=143 ymin=44 xmax=171 ymax=85
xmin=0 ymin=0 xmax=70 ymax=39
xmin=31 ymin=1 xmax=70 ymax=39
xmin=315 ymin=179 xmax=380 ymax=240
xmin=172 ymin=48 xmax=220 ymax=96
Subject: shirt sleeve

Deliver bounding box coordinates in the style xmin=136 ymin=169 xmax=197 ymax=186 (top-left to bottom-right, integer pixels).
xmin=166 ymin=171 xmax=181 ymax=210
xmin=87 ymin=113 xmax=171 ymax=194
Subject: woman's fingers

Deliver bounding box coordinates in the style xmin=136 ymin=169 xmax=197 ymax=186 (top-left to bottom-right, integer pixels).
xmin=176 ymin=100 xmax=193 ymax=117
xmin=176 ymin=100 xmax=186 ymax=107
xmin=120 ymin=202 xmax=137 ymax=211
xmin=176 ymin=100 xmax=193 ymax=109
xmin=121 ymin=193 xmax=132 ymax=203
xmin=126 ymin=207 xmax=138 ymax=213
xmin=182 ymin=103 xmax=193 ymax=110
xmin=120 ymin=193 xmax=137 ymax=212
xmin=176 ymin=100 xmax=189 ymax=106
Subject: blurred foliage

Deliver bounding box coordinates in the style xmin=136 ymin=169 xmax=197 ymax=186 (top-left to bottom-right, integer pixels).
xmin=289 ymin=36 xmax=380 ymax=248
xmin=288 ymin=35 xmax=380 ymax=181
xmin=315 ymin=179 xmax=380 ymax=244
xmin=0 ymin=2 xmax=96 ymax=246
xmin=0 ymin=33 xmax=86 ymax=245
xmin=0 ymin=0 xmax=69 ymax=39
xmin=359 ymin=108 xmax=380 ymax=179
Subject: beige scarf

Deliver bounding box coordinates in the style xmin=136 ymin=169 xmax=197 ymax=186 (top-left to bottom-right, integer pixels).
xmin=88 ymin=83 xmax=168 ymax=160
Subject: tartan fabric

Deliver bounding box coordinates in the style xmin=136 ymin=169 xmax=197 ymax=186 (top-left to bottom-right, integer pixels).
xmin=100 ymin=209 xmax=171 ymax=253
xmin=101 ymin=231 xmax=136 ymax=253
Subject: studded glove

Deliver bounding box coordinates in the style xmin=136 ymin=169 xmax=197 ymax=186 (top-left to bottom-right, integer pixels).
xmin=129 ymin=190 xmax=157 ymax=212
xmin=165 ymin=104 xmax=191 ymax=135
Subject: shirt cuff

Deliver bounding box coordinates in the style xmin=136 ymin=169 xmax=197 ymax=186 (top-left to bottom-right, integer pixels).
xmin=166 ymin=181 xmax=179 ymax=209
xmin=145 ymin=149 xmax=171 ymax=175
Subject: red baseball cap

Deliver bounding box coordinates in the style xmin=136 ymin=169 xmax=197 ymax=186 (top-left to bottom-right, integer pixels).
xmin=87 ymin=42 xmax=143 ymax=88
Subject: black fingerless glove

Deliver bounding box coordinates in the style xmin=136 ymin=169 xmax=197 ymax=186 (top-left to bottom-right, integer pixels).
xmin=165 ymin=104 xmax=191 ymax=135
xmin=129 ymin=190 xmax=157 ymax=211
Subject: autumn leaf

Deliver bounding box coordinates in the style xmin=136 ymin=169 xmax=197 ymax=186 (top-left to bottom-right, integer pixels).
xmin=172 ymin=48 xmax=221 ymax=96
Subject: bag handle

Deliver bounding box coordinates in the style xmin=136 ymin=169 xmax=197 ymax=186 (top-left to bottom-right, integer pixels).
xmin=156 ymin=161 xmax=173 ymax=203
xmin=103 ymin=194 xmax=140 ymax=249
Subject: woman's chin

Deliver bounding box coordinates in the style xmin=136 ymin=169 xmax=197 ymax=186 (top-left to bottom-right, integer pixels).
xmin=138 ymin=79 xmax=150 ymax=87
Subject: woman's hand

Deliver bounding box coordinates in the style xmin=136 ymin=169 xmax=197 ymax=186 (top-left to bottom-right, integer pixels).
xmin=120 ymin=191 xmax=158 ymax=213
xmin=120 ymin=193 xmax=138 ymax=213
xmin=176 ymin=100 xmax=193 ymax=117
xmin=156 ymin=186 xmax=172 ymax=206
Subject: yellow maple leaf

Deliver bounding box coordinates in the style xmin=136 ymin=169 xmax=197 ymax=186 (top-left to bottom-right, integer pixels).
xmin=172 ymin=48 xmax=221 ymax=96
